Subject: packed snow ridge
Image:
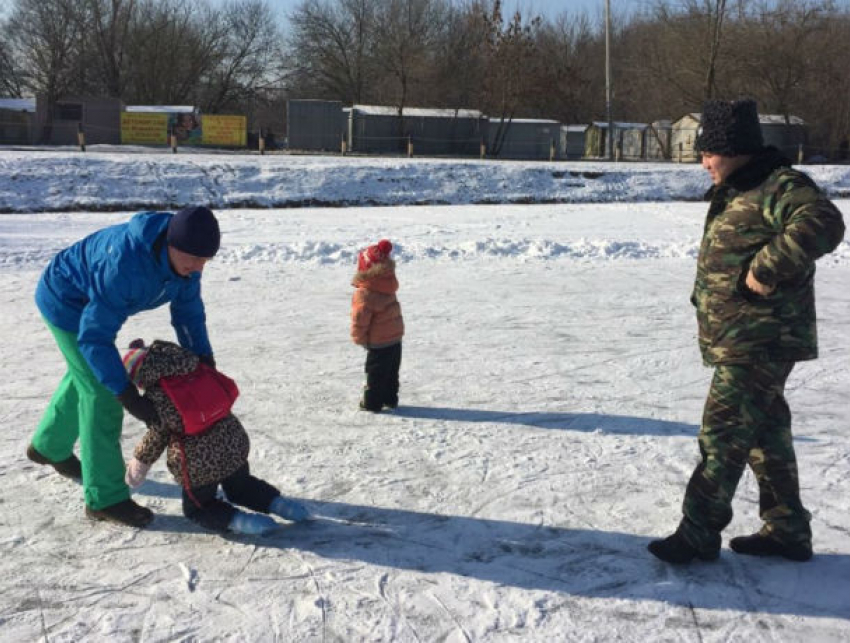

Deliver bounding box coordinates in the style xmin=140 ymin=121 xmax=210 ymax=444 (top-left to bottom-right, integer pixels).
xmin=219 ymin=238 xmax=703 ymax=264
xmin=3 ymin=150 xmax=850 ymax=213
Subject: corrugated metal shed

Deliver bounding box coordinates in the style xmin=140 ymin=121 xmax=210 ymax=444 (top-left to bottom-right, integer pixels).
xmin=585 ymin=122 xmax=649 ymax=159
xmin=349 ymin=104 xmax=485 ymax=156
xmin=286 ymin=99 xmax=346 ymax=151
xmin=671 ymin=113 xmax=701 ymax=162
xmin=488 ymin=118 xmax=560 ymax=159
xmin=35 ymin=95 xmax=123 ymax=145
xmin=561 ymin=125 xmax=588 ymax=159
xmin=645 ymin=120 xmax=672 ymax=160
xmin=0 ymin=97 xmax=36 ymax=144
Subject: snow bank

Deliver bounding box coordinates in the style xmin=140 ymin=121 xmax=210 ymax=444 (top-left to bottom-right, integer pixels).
xmin=3 ymin=149 xmax=850 ymax=213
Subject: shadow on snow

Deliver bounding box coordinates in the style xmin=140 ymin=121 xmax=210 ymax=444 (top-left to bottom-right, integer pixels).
xmin=140 ymin=483 xmax=848 ymax=620
xmin=393 ymin=405 xmax=698 ymax=436
xmin=391 ymin=406 xmax=816 ymax=441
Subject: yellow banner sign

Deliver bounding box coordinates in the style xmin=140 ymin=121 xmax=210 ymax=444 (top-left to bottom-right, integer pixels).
xmin=121 ymin=112 xmax=168 ymax=144
xmin=201 ymin=115 xmax=246 ymax=147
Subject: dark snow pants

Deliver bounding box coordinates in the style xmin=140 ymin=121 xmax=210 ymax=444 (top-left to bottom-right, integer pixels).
xmin=182 ymin=463 xmax=280 ymax=532
xmin=362 ymin=342 xmax=402 ymax=411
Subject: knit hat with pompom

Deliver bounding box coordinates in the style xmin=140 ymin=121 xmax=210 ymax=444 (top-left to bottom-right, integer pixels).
xmin=357 ymin=239 xmax=393 ymax=272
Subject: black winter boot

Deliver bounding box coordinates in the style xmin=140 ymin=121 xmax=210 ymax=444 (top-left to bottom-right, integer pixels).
xmin=27 ymin=444 xmax=82 ymax=480
xmin=648 ymin=531 xmax=719 ymax=564
xmin=359 ymin=390 xmax=382 ymax=413
xmin=86 ymin=499 xmax=154 ymax=528
xmin=729 ymin=532 xmax=812 ymax=561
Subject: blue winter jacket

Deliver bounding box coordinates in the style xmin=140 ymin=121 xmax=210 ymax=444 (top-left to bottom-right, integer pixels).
xmin=35 ymin=212 xmax=214 ymax=395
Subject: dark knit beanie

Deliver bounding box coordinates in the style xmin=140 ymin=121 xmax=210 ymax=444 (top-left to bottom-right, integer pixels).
xmin=167 ymin=206 xmax=220 ymax=258
xmin=696 ymin=99 xmax=763 ymax=156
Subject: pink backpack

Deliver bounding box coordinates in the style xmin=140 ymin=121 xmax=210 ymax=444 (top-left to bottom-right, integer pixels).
xmin=159 ymin=363 xmax=239 ymax=435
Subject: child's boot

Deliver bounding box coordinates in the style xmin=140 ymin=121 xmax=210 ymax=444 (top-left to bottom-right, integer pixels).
xmin=270 ymin=495 xmax=310 ymax=522
xmin=360 ymin=387 xmax=382 ymax=412
xmin=228 ymin=510 xmax=277 ymax=536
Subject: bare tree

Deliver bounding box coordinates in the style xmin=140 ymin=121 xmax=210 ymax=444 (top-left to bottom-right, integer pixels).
xmin=372 ymin=0 xmax=445 ymax=126
xmin=479 ymin=1 xmax=540 ymax=156
xmin=5 ymin=0 xmax=88 ymax=141
xmin=533 ymin=11 xmax=601 ymax=124
xmin=627 ymin=0 xmax=732 ymax=113
xmin=776 ymin=0 xmax=849 ymax=158
xmin=200 ymin=0 xmax=283 ymax=113
xmin=81 ymin=0 xmax=139 ymax=98
xmin=428 ymin=0 xmax=488 ymax=110
xmin=703 ymin=0 xmax=727 ymax=99
xmin=125 ymin=0 xmax=226 ymax=105
xmin=287 ymin=0 xmax=377 ymax=104
xmin=0 ymin=27 xmax=25 ymax=96
xmin=728 ymin=0 xmax=828 ymax=119
xmin=5 ymin=0 xmax=84 ymax=101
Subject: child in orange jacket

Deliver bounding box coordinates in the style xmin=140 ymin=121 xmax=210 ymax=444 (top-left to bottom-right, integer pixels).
xmin=351 ymin=239 xmax=404 ymax=412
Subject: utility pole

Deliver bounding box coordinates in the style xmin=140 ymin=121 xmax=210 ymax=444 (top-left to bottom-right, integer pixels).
xmin=605 ymin=0 xmax=614 ymax=160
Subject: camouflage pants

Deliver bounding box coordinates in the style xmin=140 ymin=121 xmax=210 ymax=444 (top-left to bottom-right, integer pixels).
xmin=678 ymin=361 xmax=812 ymax=551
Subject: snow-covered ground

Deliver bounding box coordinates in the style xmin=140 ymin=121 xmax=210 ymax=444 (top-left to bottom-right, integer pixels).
xmin=1 ymin=150 xmax=848 ymax=641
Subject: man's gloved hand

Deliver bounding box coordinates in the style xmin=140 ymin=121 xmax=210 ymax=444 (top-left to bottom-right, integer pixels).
xmin=117 ymin=384 xmax=158 ymax=425
xmin=199 ymin=354 xmax=216 ymax=369
xmin=125 ymin=457 xmax=151 ymax=488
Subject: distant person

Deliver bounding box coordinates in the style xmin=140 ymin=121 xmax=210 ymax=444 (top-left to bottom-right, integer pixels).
xmin=351 ymin=239 xmax=404 ymax=412
xmin=122 ymin=339 xmax=309 ymax=535
xmin=27 ymin=206 xmax=221 ymax=528
xmin=648 ymin=99 xmax=845 ymax=564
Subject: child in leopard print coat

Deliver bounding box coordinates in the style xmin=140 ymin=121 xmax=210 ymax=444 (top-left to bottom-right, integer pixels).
xmin=122 ymin=339 xmax=309 ymax=535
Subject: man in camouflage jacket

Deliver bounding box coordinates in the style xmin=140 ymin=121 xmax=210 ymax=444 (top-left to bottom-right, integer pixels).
xmin=649 ymin=99 xmax=845 ymax=564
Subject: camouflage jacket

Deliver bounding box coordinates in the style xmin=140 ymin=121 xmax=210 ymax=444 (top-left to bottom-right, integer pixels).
xmin=692 ymin=147 xmax=845 ymax=365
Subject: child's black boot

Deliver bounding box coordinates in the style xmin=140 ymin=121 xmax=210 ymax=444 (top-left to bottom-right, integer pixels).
xmin=359 ymin=388 xmax=382 ymax=413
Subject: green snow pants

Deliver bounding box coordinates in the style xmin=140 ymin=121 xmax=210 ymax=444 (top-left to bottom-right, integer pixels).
xmin=678 ymin=361 xmax=812 ymax=551
xmin=31 ymin=320 xmax=129 ymax=510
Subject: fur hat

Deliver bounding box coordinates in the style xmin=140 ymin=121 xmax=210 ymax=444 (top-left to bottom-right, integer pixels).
xmin=167 ymin=205 xmax=220 ymax=258
xmin=122 ymin=339 xmax=148 ymax=388
xmin=696 ymin=99 xmax=764 ymax=156
xmin=357 ymin=239 xmax=393 ymax=272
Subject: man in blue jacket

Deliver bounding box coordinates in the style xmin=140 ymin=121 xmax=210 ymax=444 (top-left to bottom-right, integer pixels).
xmin=27 ymin=205 xmax=220 ymax=527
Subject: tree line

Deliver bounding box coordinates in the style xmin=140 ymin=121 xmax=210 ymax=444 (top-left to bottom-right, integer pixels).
xmin=1 ymin=0 xmax=848 ymax=157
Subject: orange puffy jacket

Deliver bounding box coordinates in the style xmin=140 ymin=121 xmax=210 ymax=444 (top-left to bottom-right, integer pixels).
xmin=351 ymin=260 xmax=404 ymax=348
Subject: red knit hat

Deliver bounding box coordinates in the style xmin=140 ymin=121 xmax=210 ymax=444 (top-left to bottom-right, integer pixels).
xmin=357 ymin=239 xmax=393 ymax=272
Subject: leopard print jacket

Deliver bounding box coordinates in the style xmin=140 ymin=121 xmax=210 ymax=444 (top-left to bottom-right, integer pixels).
xmin=130 ymin=340 xmax=249 ymax=489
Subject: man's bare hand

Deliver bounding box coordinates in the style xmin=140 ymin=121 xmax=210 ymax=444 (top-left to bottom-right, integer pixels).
xmin=746 ymin=269 xmax=775 ymax=296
